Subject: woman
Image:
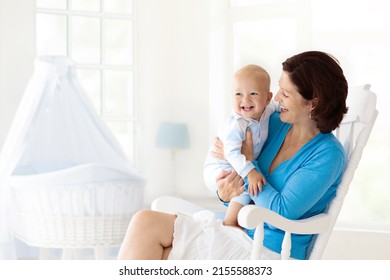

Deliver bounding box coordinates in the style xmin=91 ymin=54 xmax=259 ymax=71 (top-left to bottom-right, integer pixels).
xmin=117 ymin=51 xmax=348 ymax=260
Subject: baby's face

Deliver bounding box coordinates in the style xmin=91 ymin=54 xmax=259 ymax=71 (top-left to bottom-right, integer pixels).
xmin=232 ymin=71 xmax=271 ymax=120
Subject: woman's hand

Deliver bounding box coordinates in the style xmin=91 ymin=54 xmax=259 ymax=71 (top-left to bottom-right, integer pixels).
xmin=212 ymin=129 xmax=254 ymax=161
xmin=211 ymin=137 xmax=225 ymax=160
xmin=213 ymin=129 xmax=254 ymax=202
xmin=216 ymin=170 xmax=245 ymax=202
xmin=242 ymin=129 xmax=254 ymax=161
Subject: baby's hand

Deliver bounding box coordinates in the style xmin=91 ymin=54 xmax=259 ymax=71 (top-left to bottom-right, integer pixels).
xmin=247 ymin=169 xmax=266 ymax=197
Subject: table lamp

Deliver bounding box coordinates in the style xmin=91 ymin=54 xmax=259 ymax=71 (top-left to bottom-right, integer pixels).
xmin=155 ymin=122 xmax=190 ymax=194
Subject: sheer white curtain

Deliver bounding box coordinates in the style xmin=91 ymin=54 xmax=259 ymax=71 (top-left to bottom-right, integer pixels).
xmin=0 ymin=56 xmax=144 ymax=259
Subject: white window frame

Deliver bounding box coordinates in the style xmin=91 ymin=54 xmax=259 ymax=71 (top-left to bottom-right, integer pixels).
xmin=36 ymin=0 xmax=139 ymax=165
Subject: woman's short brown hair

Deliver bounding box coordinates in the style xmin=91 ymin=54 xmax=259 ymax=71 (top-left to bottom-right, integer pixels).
xmin=282 ymin=51 xmax=348 ymax=133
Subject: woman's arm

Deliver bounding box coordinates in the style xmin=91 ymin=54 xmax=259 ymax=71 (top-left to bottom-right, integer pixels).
xmin=213 ymin=129 xmax=253 ymax=202
xmin=251 ymin=146 xmax=345 ymax=220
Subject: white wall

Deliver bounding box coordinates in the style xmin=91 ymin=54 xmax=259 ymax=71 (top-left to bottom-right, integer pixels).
xmin=0 ymin=0 xmax=35 ymax=148
xmin=136 ymin=0 xmax=213 ymax=203
xmin=324 ymin=229 xmax=390 ymax=259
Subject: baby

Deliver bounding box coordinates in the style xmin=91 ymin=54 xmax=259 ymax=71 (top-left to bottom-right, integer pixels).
xmin=204 ymin=64 xmax=276 ymax=229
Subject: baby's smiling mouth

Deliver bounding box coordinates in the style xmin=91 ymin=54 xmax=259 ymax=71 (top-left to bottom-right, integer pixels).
xmin=241 ymin=106 xmax=254 ymax=111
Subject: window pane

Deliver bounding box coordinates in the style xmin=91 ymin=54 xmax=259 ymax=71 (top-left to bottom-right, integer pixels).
xmin=311 ymin=0 xmax=390 ymax=226
xmin=105 ymin=121 xmax=134 ymax=160
xmin=104 ymin=19 xmax=133 ymax=65
xmin=103 ymin=70 xmax=134 ymax=116
xmin=104 ymin=0 xmax=133 ymax=14
xmin=36 ymin=2 xmax=137 ymax=165
xmin=233 ymin=18 xmax=297 ymax=91
xmin=70 ymin=16 xmax=101 ymax=64
xmin=36 ymin=13 xmax=67 ymax=56
xmin=37 ymin=0 xmax=67 ymax=9
xmin=75 ymin=68 xmax=102 ymax=114
xmin=71 ymin=0 xmax=100 ymax=12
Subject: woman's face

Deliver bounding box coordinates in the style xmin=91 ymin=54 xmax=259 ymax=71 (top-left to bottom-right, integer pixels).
xmin=274 ymin=71 xmax=312 ymax=125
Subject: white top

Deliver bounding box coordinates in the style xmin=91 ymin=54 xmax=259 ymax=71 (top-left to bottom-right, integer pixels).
xmin=204 ymin=101 xmax=277 ymax=192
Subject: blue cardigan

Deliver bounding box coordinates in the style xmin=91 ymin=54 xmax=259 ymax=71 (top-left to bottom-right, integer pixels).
xmin=245 ymin=112 xmax=346 ymax=259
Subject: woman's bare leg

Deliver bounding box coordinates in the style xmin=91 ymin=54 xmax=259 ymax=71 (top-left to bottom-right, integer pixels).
xmin=117 ymin=209 xmax=176 ymax=260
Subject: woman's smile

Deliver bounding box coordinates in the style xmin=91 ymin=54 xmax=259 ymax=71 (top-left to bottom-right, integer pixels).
xmin=280 ymin=106 xmax=288 ymax=113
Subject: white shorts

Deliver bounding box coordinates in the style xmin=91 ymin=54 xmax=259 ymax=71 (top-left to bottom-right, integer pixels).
xmin=168 ymin=210 xmax=281 ymax=260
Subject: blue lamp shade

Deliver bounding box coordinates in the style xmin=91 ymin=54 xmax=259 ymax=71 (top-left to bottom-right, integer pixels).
xmin=156 ymin=122 xmax=190 ymax=150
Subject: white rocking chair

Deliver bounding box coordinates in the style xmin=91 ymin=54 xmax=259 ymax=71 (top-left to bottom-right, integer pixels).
xmin=151 ymin=84 xmax=378 ymax=260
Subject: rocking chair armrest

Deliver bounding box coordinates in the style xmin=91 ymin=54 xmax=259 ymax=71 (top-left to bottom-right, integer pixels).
xmin=151 ymin=195 xmax=206 ymax=215
xmin=238 ymin=205 xmax=333 ymax=260
xmin=238 ymin=205 xmax=332 ymax=235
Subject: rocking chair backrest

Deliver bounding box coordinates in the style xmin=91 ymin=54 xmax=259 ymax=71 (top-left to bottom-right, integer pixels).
xmin=308 ymin=84 xmax=378 ymax=259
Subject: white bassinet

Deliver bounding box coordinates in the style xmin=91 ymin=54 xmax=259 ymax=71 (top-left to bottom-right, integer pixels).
xmin=0 ymin=56 xmax=145 ymax=259
xmin=10 ymin=164 xmax=143 ymax=248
